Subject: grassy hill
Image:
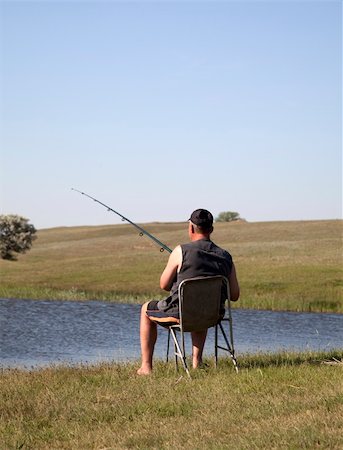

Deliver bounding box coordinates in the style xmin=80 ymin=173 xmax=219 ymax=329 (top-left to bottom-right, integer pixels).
xmin=0 ymin=219 xmax=342 ymax=312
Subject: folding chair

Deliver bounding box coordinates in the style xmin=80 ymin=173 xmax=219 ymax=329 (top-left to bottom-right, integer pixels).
xmin=165 ymin=275 xmax=238 ymax=378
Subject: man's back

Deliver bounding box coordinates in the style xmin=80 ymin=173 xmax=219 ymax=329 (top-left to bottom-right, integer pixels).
xmin=170 ymin=238 xmax=233 ymax=298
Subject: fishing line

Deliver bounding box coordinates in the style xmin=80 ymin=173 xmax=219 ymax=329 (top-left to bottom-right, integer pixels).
xmin=71 ymin=188 xmax=172 ymax=253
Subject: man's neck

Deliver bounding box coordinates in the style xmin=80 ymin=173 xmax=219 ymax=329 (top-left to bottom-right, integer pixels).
xmin=191 ymin=234 xmax=210 ymax=242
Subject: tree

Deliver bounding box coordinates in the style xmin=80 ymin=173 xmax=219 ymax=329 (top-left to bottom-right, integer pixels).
xmin=0 ymin=215 xmax=37 ymax=260
xmin=215 ymin=211 xmax=241 ymax=222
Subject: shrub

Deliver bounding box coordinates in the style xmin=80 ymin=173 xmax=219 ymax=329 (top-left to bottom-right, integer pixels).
xmin=0 ymin=214 xmax=37 ymax=260
xmin=215 ymin=211 xmax=241 ymax=222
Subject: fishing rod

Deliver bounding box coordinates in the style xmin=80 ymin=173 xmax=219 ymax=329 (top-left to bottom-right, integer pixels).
xmin=71 ymin=188 xmax=172 ymax=253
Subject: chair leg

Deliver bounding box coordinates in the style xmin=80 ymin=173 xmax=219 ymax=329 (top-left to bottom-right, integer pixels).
xmin=215 ymin=321 xmax=239 ymax=373
xmin=166 ymin=328 xmax=171 ymax=362
xmin=170 ymin=329 xmax=191 ymax=378
xmin=181 ymin=329 xmax=186 ymax=370
xmin=215 ymin=324 xmax=218 ymax=368
xmin=174 ymin=340 xmax=178 ymax=370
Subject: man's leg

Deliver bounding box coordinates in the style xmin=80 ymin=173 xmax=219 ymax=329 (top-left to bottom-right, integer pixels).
xmin=137 ymin=302 xmax=157 ymax=375
xmin=191 ymin=330 xmax=208 ymax=369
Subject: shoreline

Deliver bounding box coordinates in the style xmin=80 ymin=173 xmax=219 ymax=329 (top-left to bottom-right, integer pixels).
xmin=2 ymin=349 xmax=343 ymax=374
xmin=1 ymin=292 xmax=342 ymax=314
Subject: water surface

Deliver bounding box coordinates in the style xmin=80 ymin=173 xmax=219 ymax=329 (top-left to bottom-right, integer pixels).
xmin=0 ymin=298 xmax=342 ymax=369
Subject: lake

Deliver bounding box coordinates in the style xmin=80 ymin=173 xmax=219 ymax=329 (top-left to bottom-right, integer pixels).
xmin=0 ymin=298 xmax=342 ymax=369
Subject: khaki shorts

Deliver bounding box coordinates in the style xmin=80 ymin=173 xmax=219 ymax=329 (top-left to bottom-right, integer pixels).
xmin=146 ymin=300 xmax=180 ymax=327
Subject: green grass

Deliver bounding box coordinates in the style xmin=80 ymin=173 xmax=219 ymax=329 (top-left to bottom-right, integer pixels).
xmin=0 ymin=220 xmax=342 ymax=312
xmin=1 ymin=350 xmax=342 ymax=449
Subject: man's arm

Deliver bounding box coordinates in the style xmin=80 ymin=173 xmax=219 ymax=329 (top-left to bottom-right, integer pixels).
xmin=160 ymin=245 xmax=182 ymax=291
xmin=229 ymin=263 xmax=240 ymax=301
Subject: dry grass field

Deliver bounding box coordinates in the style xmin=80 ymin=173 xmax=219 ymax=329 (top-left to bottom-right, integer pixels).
xmin=0 ymin=219 xmax=342 ymax=312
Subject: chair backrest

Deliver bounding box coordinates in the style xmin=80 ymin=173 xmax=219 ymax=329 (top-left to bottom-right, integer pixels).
xmin=178 ymin=275 xmax=228 ymax=332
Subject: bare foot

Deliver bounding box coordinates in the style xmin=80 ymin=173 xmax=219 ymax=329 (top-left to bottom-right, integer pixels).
xmin=137 ymin=366 xmax=152 ymax=376
xmin=192 ymin=359 xmax=202 ymax=369
xmin=193 ymin=361 xmax=208 ymax=370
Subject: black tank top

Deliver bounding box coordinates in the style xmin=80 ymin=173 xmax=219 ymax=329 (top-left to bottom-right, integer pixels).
xmin=160 ymin=238 xmax=233 ymax=313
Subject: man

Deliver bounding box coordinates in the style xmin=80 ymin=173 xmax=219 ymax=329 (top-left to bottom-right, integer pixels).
xmin=137 ymin=209 xmax=240 ymax=375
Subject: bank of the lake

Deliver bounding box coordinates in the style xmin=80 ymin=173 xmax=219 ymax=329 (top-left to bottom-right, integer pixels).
xmin=0 ymin=220 xmax=342 ymax=313
xmin=1 ymin=351 xmax=342 ymax=449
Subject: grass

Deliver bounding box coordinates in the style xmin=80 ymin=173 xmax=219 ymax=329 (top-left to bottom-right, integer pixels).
xmin=0 ymin=350 xmax=342 ymax=449
xmin=0 ymin=219 xmax=342 ymax=313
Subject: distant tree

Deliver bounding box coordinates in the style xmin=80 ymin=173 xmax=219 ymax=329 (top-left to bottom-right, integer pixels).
xmin=0 ymin=215 xmax=37 ymax=260
xmin=215 ymin=211 xmax=241 ymax=222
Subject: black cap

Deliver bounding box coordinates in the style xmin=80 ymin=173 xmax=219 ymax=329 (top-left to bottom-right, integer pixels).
xmin=189 ymin=209 xmax=213 ymax=228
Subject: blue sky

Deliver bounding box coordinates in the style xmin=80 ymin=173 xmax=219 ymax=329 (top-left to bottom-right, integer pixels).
xmin=0 ymin=0 xmax=341 ymax=229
